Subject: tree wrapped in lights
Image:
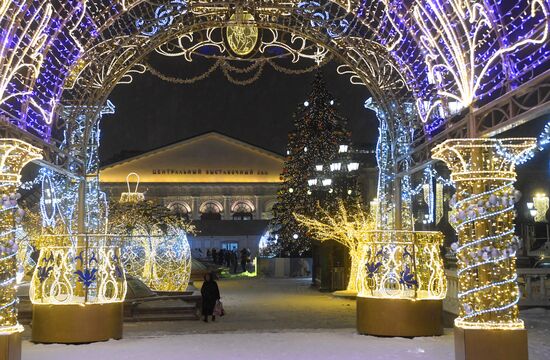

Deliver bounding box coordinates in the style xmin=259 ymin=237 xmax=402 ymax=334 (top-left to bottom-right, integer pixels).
xmin=294 ymin=200 xmax=373 ymax=291
xmin=270 ymin=72 xmax=358 ymax=256
xmin=433 ymin=138 xmax=537 ymax=330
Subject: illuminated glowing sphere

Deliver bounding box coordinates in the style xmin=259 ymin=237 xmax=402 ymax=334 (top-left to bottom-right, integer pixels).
xmin=122 ymin=224 xmax=192 ymax=292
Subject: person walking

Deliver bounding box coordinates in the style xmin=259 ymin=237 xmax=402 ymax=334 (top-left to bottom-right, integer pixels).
xmin=201 ymin=272 xmax=220 ymax=322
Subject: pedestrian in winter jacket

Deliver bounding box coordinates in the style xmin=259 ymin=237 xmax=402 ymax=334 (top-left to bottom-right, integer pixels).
xmin=201 ymin=272 xmax=220 ymax=322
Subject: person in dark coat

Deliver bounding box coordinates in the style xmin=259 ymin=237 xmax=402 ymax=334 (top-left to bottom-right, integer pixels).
xmin=240 ymin=248 xmax=248 ymax=272
xmin=231 ymin=251 xmax=238 ymax=273
xmin=201 ymin=273 xmax=220 ymax=322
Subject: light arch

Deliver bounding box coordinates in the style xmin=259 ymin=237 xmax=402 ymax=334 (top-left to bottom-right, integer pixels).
xmin=0 ymin=0 xmax=546 ymax=228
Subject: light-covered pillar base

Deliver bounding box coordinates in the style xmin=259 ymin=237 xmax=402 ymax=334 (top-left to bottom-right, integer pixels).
xmin=454 ymin=327 xmax=528 ymax=360
xmin=0 ymin=333 xmax=21 ymax=360
xmin=32 ymin=303 xmax=123 ymax=343
xmin=357 ymin=297 xmax=443 ymax=337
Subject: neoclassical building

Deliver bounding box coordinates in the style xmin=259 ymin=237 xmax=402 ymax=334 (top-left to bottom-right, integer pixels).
xmin=99 ymin=132 xmax=284 ymax=256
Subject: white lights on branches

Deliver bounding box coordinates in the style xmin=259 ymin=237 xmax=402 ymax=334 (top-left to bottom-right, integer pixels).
xmin=338 ymin=145 xmax=348 ymax=153
xmin=330 ymin=162 xmax=342 ymax=171
xmin=308 ymin=179 xmax=317 ymax=186
xmin=347 ymin=162 xmax=359 ymax=171
xmin=533 ymin=193 xmax=549 ymax=222
xmin=322 ymin=179 xmax=332 ymax=186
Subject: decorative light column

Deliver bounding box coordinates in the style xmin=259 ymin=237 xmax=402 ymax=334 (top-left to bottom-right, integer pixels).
xmin=0 ymin=139 xmax=42 ymax=359
xmin=432 ymin=138 xmax=536 ymax=360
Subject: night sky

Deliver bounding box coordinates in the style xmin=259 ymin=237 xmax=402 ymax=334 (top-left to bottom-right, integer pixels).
xmin=100 ymin=60 xmax=378 ymax=164
xmin=98 ymin=54 xmax=549 ymax=200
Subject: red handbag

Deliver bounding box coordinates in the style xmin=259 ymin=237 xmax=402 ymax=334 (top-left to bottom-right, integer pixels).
xmin=214 ymin=300 xmax=225 ymax=316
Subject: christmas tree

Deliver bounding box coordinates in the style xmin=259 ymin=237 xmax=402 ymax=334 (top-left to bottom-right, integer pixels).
xmin=268 ymin=72 xmax=361 ymax=257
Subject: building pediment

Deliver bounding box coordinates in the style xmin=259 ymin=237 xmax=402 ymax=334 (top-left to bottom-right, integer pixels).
xmin=99 ymin=132 xmax=284 ymax=183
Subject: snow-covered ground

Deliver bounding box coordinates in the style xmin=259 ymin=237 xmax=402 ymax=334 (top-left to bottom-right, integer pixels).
xmin=21 ymin=278 xmax=550 ymax=360
xmin=23 ymin=329 xmax=455 ymax=360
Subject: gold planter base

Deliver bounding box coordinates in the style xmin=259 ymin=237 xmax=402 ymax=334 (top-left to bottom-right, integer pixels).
xmin=32 ymin=303 xmax=123 ymax=344
xmin=357 ymin=297 xmax=443 ymax=337
xmin=454 ymin=326 xmax=528 ymax=360
xmin=0 ymin=333 xmax=21 ymax=360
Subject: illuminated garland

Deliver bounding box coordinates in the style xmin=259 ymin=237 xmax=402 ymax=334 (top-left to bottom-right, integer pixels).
xmin=145 ymin=58 xmax=324 ymax=86
xmin=0 ymin=139 xmax=42 ymax=334
xmin=433 ymin=138 xmax=537 ymax=330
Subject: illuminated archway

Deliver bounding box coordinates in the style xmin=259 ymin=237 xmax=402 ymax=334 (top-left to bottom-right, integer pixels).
xmin=0 ymin=0 xmax=548 ymax=354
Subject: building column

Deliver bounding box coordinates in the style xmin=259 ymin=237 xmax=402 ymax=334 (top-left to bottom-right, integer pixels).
xmin=254 ymin=195 xmax=260 ymax=220
xmin=223 ymin=196 xmax=230 ymax=220
xmin=0 ymin=139 xmax=42 ymax=359
xmin=192 ymin=197 xmax=199 ymax=220
xmin=432 ymin=138 xmax=536 ymax=360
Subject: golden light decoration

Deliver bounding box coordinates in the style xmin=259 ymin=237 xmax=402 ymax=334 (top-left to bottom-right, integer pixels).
xmin=295 ymin=202 xmax=446 ymax=298
xmin=533 ymin=193 xmax=548 ymax=222
xmin=432 ymin=138 xmax=537 ymax=330
xmin=436 ymin=183 xmax=443 ymax=224
xmin=0 ymin=139 xmax=42 ymax=334
xmin=122 ymin=224 xmax=192 ymax=292
xmin=369 ymin=198 xmax=380 ymax=228
xmin=294 ymin=201 xmax=374 ymax=292
xmin=356 ymin=230 xmax=447 ymax=300
xmin=29 ymin=234 xmax=127 ymax=305
xmin=119 ymin=172 xmax=145 ymax=203
xmin=225 ymin=10 xmax=259 ymax=57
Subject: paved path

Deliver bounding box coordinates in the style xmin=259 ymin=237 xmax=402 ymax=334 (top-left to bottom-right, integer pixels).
xmin=124 ymin=277 xmax=356 ymax=336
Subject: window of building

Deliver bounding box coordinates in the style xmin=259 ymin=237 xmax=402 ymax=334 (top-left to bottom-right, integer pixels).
xmin=200 ymin=201 xmax=223 ymax=220
xmin=167 ymin=201 xmax=191 ymax=220
xmin=232 ymin=201 xmax=254 ymax=220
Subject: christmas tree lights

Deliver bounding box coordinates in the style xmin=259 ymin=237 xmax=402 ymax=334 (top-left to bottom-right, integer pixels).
xmin=432 ymin=138 xmax=537 ymax=330
xmin=270 ymin=72 xmax=360 ymax=256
